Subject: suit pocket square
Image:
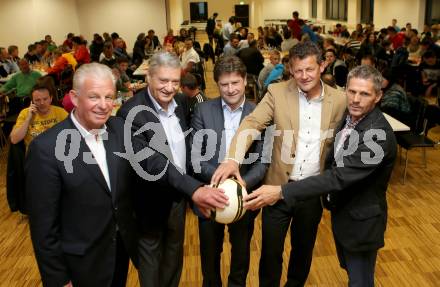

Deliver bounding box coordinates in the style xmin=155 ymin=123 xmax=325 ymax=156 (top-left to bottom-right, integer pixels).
xmin=349 ymin=204 xmax=382 ymax=221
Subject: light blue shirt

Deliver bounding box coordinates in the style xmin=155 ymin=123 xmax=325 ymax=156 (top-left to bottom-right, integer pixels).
xmin=148 ymin=90 xmax=187 ymax=173
xmin=222 ymin=98 xmax=245 ymax=153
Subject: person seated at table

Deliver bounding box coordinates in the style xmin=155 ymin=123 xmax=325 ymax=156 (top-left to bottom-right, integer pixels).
xmin=407 ymin=35 xmax=423 ymax=59
xmin=420 ymin=37 xmax=440 ymax=59
xmin=281 ymin=29 xmax=299 ymax=52
xmin=133 ymin=33 xmax=147 ymax=67
xmin=0 ymin=47 xmax=11 ymax=77
xmin=265 ymin=27 xmax=283 ymax=49
xmin=258 ymin=50 xmax=281 ymax=88
xmin=419 ymin=50 xmax=440 ymax=97
xmin=7 ymin=45 xmax=20 ymax=74
xmin=113 ymin=57 xmax=131 ymax=93
xmin=72 ymin=36 xmax=90 ymax=66
xmin=89 ymin=33 xmax=104 ymax=62
xmin=361 ymin=54 xmax=376 ymax=67
xmin=63 ymin=33 xmax=74 ymax=49
xmin=181 ymin=38 xmax=200 ymax=74
xmin=324 ymin=49 xmax=347 ymax=75
xmin=24 ymin=44 xmax=40 ymax=64
xmin=46 ymin=48 xmax=69 ymax=81
xmin=332 ymin=23 xmax=343 ymax=37
xmin=164 ymin=29 xmax=175 ymax=46
xmin=237 ymin=40 xmax=264 ymax=76
xmin=223 ymin=34 xmax=240 ymax=56
xmin=0 ymin=59 xmax=42 ymax=115
xmin=263 ymin=55 xmax=290 ymax=88
xmin=357 ymin=32 xmax=383 ymax=62
xmin=10 ymin=82 xmax=68 ymax=148
xmin=388 ymin=26 xmax=406 ymax=50
xmin=59 ymin=45 xmax=77 ymax=71
xmin=238 ymin=32 xmax=254 ymax=50
xmin=114 ymin=37 xmax=131 ymax=60
xmin=100 ymin=41 xmax=117 ymax=68
xmin=45 ymin=35 xmax=57 ymax=51
xmin=323 ymin=37 xmax=336 ymax=52
xmin=176 ymin=28 xmax=188 ymax=42
xmin=147 ymin=29 xmax=162 ymax=51
xmin=380 ymin=68 xmax=411 ymax=120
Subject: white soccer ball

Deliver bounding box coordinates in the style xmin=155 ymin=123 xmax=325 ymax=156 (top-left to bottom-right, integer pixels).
xmin=212 ymin=178 xmax=247 ymax=224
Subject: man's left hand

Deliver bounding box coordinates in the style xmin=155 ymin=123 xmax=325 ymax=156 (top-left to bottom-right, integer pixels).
xmin=243 ymin=185 xmax=282 ymax=211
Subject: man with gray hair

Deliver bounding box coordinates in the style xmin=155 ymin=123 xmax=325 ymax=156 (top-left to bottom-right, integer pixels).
xmin=26 ymin=63 xmax=137 ymax=287
xmin=117 ymin=51 xmax=228 ymax=287
xmin=244 ymin=65 xmax=397 ymax=286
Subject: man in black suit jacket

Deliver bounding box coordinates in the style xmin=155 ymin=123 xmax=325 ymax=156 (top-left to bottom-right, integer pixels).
xmin=26 ymin=63 xmax=138 ymax=287
xmin=26 ymin=63 xmax=227 ymax=287
xmin=244 ymin=65 xmax=397 ymax=286
xmin=117 ymin=52 xmax=227 ymax=287
xmin=190 ymin=56 xmax=267 ymax=287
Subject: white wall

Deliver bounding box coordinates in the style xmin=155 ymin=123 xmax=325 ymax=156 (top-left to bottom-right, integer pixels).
xmin=168 ymin=0 xmax=185 ymax=33
xmin=0 ymin=0 xmax=167 ymax=57
xmin=0 ymin=0 xmax=80 ymax=57
xmin=374 ymin=0 xmax=426 ymax=32
xmin=260 ymin=0 xmax=309 ymax=20
xmin=75 ymin=0 xmax=167 ymax=53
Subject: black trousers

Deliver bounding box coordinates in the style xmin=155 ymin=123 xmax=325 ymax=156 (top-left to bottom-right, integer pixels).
xmin=138 ymin=200 xmax=186 ymax=287
xmin=198 ymin=210 xmax=258 ymax=287
xmin=335 ymin=239 xmax=378 ymax=287
xmin=259 ymin=197 xmax=323 ymax=287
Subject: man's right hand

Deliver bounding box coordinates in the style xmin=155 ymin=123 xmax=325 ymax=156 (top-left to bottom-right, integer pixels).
xmin=192 ymin=185 xmax=229 ymax=218
xmin=210 ymin=159 xmax=243 ymax=186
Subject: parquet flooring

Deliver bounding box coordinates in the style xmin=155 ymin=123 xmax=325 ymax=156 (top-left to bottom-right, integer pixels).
xmin=1 ymin=32 xmax=440 ymax=286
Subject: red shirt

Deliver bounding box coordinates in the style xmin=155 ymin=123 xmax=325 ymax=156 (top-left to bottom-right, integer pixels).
xmin=288 ymin=19 xmax=302 ymax=41
xmin=74 ymin=45 xmax=91 ymax=65
xmin=390 ymin=32 xmax=405 ymax=50
xmin=47 ymin=56 xmax=68 ymax=76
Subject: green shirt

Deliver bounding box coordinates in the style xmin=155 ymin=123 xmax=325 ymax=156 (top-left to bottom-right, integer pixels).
xmin=0 ymin=71 xmax=42 ymax=98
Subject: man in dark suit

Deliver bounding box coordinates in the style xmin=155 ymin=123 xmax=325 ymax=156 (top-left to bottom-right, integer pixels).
xmin=26 ymin=63 xmax=137 ymax=287
xmin=190 ymin=56 xmax=267 ymax=287
xmin=206 ymin=12 xmax=218 ymax=46
xmin=26 ymin=63 xmax=227 ymax=287
xmin=244 ymin=65 xmax=397 ymax=286
xmin=117 ymin=52 xmax=227 ymax=287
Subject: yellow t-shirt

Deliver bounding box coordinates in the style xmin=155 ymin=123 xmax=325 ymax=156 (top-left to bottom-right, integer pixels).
xmin=15 ymin=106 xmax=68 ymax=147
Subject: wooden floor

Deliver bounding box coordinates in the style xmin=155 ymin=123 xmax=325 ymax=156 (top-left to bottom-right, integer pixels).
xmin=1 ymin=41 xmax=440 ymax=286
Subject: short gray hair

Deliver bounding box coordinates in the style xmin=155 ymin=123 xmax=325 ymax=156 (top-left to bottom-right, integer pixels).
xmin=346 ymin=65 xmax=383 ymax=94
xmin=73 ymin=63 xmax=116 ymax=92
xmin=148 ymin=51 xmax=181 ymax=76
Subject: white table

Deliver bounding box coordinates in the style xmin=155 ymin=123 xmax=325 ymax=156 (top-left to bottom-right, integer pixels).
xmin=383 ymin=113 xmax=410 ymax=132
xmin=133 ymin=60 xmax=149 ymax=76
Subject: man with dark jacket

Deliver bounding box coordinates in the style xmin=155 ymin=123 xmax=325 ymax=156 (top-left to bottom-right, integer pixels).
xmin=236 ymin=40 xmax=264 ymax=76
xmin=243 ymin=65 xmax=397 ymax=287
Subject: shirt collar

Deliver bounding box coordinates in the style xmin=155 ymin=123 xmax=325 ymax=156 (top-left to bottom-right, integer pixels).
xmin=343 ymin=114 xmax=365 ymax=130
xmin=297 ymin=80 xmax=325 ymax=102
xmin=70 ymin=111 xmax=107 ymax=139
xmin=148 ymin=87 xmax=178 ymax=116
xmin=221 ymin=97 xmax=245 ymax=113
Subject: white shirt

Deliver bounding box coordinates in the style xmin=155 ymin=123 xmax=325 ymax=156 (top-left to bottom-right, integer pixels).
xmin=222 ymin=98 xmax=245 ymax=153
xmin=223 ymin=22 xmax=234 ymax=41
xmin=71 ymin=112 xmax=111 ymax=191
xmin=148 ymin=90 xmax=187 ymax=173
xmin=181 ymin=47 xmax=200 ymax=69
xmin=290 ymin=83 xmax=324 ymax=181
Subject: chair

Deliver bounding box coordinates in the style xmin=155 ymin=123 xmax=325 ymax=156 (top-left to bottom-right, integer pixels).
xmin=245 ymin=74 xmax=259 ymax=102
xmin=396 ymin=97 xmax=437 ymax=184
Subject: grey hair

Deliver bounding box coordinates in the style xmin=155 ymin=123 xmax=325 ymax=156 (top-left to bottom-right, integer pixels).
xmin=148 ymin=51 xmax=181 ymax=76
xmin=346 ymin=65 xmax=383 ymax=94
xmin=73 ymin=63 xmax=116 ymax=92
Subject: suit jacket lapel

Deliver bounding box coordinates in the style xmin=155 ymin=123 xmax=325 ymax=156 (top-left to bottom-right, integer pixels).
xmin=213 ymin=98 xmax=226 ymax=158
xmin=286 ymin=81 xmax=299 ymax=154
xmin=103 ymin=126 xmax=118 ymax=202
